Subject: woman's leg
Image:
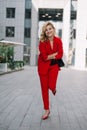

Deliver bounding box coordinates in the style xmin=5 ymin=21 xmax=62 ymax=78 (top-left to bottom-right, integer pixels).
xmin=48 ymin=65 xmax=59 ymax=92
xmin=39 ymin=74 xmax=50 ymax=119
xmin=39 ymin=74 xmax=49 ymax=110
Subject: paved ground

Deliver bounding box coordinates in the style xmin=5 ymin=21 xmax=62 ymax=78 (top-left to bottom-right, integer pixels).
xmin=0 ymin=66 xmax=87 ymax=130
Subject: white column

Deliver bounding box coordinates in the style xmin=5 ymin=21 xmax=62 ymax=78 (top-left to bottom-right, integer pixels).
xmin=62 ymin=0 xmax=71 ymax=65
xmin=30 ymin=0 xmax=38 ymax=65
xmin=75 ymin=0 xmax=87 ymax=70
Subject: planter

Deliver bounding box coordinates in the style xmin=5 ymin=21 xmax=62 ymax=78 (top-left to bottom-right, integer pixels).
xmin=0 ymin=63 xmax=7 ymax=72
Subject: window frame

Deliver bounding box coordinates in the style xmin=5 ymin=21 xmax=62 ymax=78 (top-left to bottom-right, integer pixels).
xmin=5 ymin=26 xmax=15 ymax=37
xmin=24 ymin=28 xmax=31 ymax=38
xmin=25 ymin=9 xmax=31 ymax=19
xmin=6 ymin=8 xmax=15 ymax=18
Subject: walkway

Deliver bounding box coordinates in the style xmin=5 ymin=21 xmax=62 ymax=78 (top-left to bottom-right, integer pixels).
xmin=0 ymin=66 xmax=87 ymax=130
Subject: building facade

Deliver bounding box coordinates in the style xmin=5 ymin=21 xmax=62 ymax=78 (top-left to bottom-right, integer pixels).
xmin=0 ymin=0 xmax=31 ymax=62
xmin=0 ymin=0 xmax=87 ymax=70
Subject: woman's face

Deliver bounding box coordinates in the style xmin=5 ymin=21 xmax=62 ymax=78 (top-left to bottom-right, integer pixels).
xmin=45 ymin=25 xmax=55 ymax=38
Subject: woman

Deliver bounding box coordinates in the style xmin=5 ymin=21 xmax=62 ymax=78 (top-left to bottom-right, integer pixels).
xmin=37 ymin=22 xmax=63 ymax=120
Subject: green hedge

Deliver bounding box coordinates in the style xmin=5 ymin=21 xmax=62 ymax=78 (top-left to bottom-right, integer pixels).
xmin=8 ymin=61 xmax=25 ymax=70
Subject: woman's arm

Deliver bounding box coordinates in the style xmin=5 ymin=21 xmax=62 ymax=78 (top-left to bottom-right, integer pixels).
xmin=55 ymin=38 xmax=63 ymax=59
xmin=39 ymin=42 xmax=57 ymax=61
xmin=47 ymin=52 xmax=58 ymax=60
xmin=39 ymin=41 xmax=58 ymax=61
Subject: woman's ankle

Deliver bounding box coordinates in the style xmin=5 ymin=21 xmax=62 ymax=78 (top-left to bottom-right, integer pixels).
xmin=42 ymin=110 xmax=50 ymax=119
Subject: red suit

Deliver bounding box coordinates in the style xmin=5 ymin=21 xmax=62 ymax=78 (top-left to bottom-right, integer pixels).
xmin=38 ymin=36 xmax=63 ymax=110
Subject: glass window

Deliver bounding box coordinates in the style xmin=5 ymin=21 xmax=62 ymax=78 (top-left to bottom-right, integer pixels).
xmin=24 ymin=28 xmax=31 ymax=38
xmin=25 ymin=9 xmax=31 ymax=19
xmin=73 ymin=29 xmax=76 ymax=39
xmin=6 ymin=8 xmax=15 ymax=18
xmin=58 ymin=29 xmax=62 ymax=38
xmin=71 ymin=11 xmax=77 ymax=20
xmin=6 ymin=27 xmax=15 ymax=37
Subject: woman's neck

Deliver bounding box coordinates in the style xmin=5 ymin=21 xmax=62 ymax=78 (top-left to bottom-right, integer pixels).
xmin=48 ymin=36 xmax=54 ymax=41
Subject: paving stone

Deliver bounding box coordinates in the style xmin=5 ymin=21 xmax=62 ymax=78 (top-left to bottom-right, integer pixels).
xmin=0 ymin=66 xmax=87 ymax=130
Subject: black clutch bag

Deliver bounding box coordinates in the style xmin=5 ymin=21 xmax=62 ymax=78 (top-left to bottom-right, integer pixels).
xmin=50 ymin=59 xmax=65 ymax=67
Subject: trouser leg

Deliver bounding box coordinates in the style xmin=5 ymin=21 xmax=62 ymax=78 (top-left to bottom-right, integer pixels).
xmin=39 ymin=74 xmax=49 ymax=110
xmin=48 ymin=65 xmax=59 ymax=91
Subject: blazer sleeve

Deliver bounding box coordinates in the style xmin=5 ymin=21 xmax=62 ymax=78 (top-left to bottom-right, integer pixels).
xmin=55 ymin=38 xmax=63 ymax=59
xmin=39 ymin=41 xmax=48 ymax=61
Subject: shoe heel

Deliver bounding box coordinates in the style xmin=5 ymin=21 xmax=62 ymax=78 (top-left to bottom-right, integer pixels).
xmin=42 ymin=111 xmax=50 ymax=120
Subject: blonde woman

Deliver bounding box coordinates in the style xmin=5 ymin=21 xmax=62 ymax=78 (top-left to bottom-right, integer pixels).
xmin=38 ymin=22 xmax=63 ymax=120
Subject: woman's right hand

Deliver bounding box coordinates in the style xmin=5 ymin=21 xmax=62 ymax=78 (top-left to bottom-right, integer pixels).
xmin=47 ymin=52 xmax=58 ymax=60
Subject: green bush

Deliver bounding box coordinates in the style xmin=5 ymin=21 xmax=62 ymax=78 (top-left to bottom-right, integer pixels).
xmin=8 ymin=61 xmax=25 ymax=70
xmin=0 ymin=46 xmax=14 ymax=63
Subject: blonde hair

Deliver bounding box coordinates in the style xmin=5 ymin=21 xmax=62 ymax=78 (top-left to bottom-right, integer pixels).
xmin=40 ymin=22 xmax=55 ymax=42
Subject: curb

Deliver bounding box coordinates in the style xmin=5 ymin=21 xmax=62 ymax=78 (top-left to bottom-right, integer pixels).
xmin=0 ymin=68 xmax=24 ymax=76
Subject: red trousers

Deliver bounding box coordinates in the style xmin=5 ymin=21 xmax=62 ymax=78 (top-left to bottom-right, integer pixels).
xmin=39 ymin=64 xmax=59 ymax=110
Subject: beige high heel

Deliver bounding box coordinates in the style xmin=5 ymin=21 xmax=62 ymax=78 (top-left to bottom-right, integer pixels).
xmin=42 ymin=110 xmax=50 ymax=120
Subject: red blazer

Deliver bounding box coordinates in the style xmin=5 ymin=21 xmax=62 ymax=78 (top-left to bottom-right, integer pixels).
xmin=38 ymin=36 xmax=63 ymax=75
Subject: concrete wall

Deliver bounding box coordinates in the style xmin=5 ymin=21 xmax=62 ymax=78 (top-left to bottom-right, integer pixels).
xmin=30 ymin=0 xmax=70 ymax=65
xmin=0 ymin=0 xmax=25 ymax=61
xmin=75 ymin=0 xmax=87 ymax=70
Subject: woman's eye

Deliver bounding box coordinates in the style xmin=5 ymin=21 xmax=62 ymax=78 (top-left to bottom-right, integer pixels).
xmin=49 ymin=28 xmax=52 ymax=30
xmin=46 ymin=28 xmax=52 ymax=32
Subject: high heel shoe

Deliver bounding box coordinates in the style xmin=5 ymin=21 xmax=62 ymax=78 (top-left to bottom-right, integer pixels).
xmin=52 ymin=89 xmax=56 ymax=95
xmin=42 ymin=111 xmax=50 ymax=120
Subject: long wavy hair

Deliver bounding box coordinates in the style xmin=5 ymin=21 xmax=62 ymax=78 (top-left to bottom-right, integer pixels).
xmin=40 ymin=22 xmax=56 ymax=42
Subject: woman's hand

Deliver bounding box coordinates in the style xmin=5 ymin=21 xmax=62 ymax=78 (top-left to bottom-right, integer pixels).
xmin=47 ymin=52 xmax=58 ymax=60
